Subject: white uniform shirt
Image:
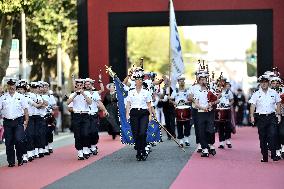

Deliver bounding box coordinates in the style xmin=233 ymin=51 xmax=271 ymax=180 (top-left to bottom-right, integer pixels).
xmin=0 ymin=92 xmax=28 ymax=119
xmin=171 ymin=88 xmax=190 ymax=106
xmin=39 ymin=94 xmax=50 ymax=117
xmin=127 ymin=88 xmax=152 ymax=109
xmin=25 ymin=92 xmax=36 ymax=116
xmin=69 ymin=91 xmax=91 ymax=112
xmin=249 ymin=88 xmax=281 ymax=114
xmin=34 ymin=94 xmax=43 ymax=115
xmin=89 ymin=91 xmax=101 ymax=114
xmin=191 ymin=84 xmax=202 ymax=109
xmin=194 ymin=88 xmax=209 ymax=110
xmin=218 ymin=89 xmax=234 ymax=108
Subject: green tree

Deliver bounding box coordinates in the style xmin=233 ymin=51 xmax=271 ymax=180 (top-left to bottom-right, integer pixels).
xmin=26 ymin=0 xmax=77 ymax=84
xmin=0 ymin=0 xmax=43 ymax=82
xmin=246 ymin=40 xmax=257 ymax=77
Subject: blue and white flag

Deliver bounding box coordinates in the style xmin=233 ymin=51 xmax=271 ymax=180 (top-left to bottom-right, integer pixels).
xmin=113 ymin=76 xmax=162 ymax=144
xmin=169 ymin=0 xmax=185 ymax=90
xmin=113 ymin=76 xmax=134 ymax=144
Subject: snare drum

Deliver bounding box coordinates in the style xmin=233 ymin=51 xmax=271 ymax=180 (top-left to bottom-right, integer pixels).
xmin=215 ymin=108 xmax=231 ymax=122
xmin=175 ymin=105 xmax=191 ymax=121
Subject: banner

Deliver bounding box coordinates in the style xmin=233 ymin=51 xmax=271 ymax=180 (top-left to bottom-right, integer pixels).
xmin=169 ymin=0 xmax=185 ymax=90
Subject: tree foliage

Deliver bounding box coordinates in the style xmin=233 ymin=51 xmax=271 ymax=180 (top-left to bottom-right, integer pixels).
xmin=0 ymin=0 xmax=45 ymax=82
xmin=127 ymin=26 xmax=201 ymax=76
xmin=246 ymin=40 xmax=257 ymax=77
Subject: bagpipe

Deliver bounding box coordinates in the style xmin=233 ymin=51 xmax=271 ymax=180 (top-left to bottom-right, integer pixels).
xmin=281 ymin=93 xmax=284 ymax=104
xmin=44 ymin=113 xmax=56 ymax=127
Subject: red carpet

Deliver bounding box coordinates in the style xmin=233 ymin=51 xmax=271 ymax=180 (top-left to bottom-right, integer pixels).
xmin=0 ymin=135 xmax=124 ymax=189
xmin=171 ymin=127 xmax=284 ymax=189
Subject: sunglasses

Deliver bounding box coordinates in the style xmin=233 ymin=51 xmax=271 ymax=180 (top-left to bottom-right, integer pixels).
xmin=135 ymin=78 xmax=143 ymax=81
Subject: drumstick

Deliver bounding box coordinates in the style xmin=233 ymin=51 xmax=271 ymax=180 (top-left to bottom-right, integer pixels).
xmin=153 ymin=118 xmax=186 ymax=152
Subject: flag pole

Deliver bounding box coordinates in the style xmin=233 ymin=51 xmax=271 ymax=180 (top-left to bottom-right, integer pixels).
xmin=154 ymin=118 xmax=186 ymax=152
xmin=168 ymin=0 xmax=172 ymax=85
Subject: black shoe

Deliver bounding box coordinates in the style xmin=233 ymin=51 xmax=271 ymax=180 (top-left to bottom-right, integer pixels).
xmin=23 ymin=160 xmax=28 ymax=164
xmin=44 ymin=152 xmax=50 ymax=155
xmin=218 ymin=145 xmax=225 ymax=149
xmin=18 ymin=160 xmax=24 ymax=166
xmin=201 ymin=152 xmax=209 ymax=157
xmin=272 ymin=156 xmax=280 ymax=161
xmin=92 ymin=149 xmax=98 ymax=155
xmin=185 ymin=142 xmax=190 ymax=147
xmin=141 ymin=154 xmax=148 ymax=161
xmin=49 ymin=149 xmax=53 ymax=153
xmin=209 ymin=149 xmax=217 ymax=156
xmin=197 ymin=148 xmax=202 ymax=153
xmin=261 ymin=158 xmax=268 ymax=162
xmin=136 ymin=154 xmax=142 ymax=161
xmin=78 ymin=156 xmax=84 ymax=160
xmin=38 ymin=153 xmax=44 ymax=158
xmin=28 ymin=157 xmax=34 ymax=162
xmin=179 ymin=144 xmax=184 ymax=148
xmin=112 ymin=134 xmax=116 ymax=140
xmin=83 ymin=154 xmax=89 ymax=159
xmin=8 ymin=163 xmax=15 ymax=167
xmin=281 ymin=152 xmax=284 ymax=159
xmin=227 ymin=144 xmax=232 ymax=148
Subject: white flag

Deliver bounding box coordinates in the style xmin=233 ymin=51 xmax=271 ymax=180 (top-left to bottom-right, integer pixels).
xmin=169 ymin=0 xmax=185 ymax=90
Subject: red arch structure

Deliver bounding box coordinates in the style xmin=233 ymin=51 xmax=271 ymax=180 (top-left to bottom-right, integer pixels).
xmin=77 ymin=0 xmax=284 ymax=83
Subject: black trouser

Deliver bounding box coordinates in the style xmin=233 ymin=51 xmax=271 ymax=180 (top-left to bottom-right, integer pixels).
xmin=3 ymin=117 xmax=25 ymax=164
xmin=163 ymin=111 xmax=176 ymax=138
xmin=89 ymin=114 xmax=99 ymax=145
xmin=73 ymin=113 xmax=90 ymax=150
xmin=192 ymin=108 xmax=200 ymax=144
xmin=216 ymin=121 xmax=231 ymax=142
xmin=25 ymin=116 xmax=35 ymax=152
xmin=130 ymin=109 xmax=149 ymax=154
xmin=197 ymin=111 xmax=215 ymax=149
xmin=45 ymin=114 xmax=55 ymax=145
xmin=255 ymin=113 xmax=278 ymax=158
xmin=176 ymin=120 xmax=191 ymax=139
xmin=34 ymin=115 xmax=46 ymax=149
xmin=279 ymin=116 xmax=284 ymax=146
xmin=236 ymin=106 xmax=244 ymax=125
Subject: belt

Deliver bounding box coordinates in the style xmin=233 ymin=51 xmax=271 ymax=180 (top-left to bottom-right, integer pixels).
xmin=131 ymin=108 xmax=147 ymax=111
xmin=4 ymin=116 xmax=23 ymax=121
xmin=74 ymin=111 xmax=89 ymax=114
xmin=256 ymin=113 xmax=275 ymax=116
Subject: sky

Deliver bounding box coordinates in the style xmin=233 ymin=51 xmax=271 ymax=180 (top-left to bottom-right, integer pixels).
xmin=183 ymin=24 xmax=257 ymax=60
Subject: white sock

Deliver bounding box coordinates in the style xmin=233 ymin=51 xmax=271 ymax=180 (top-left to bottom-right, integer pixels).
xmin=276 ymin=150 xmax=281 ymax=156
xmin=202 ymin=148 xmax=209 ymax=153
xmin=27 ymin=151 xmax=33 ymax=158
xmin=83 ymin=147 xmax=89 ymax=154
xmin=23 ymin=154 xmax=28 ymax=161
xmin=78 ymin=150 xmax=83 ymax=157
xmin=39 ymin=148 xmax=44 ymax=154
xmin=91 ymin=145 xmax=97 ymax=151
xmin=48 ymin=143 xmax=53 ymax=150
xmin=179 ymin=139 xmax=184 ymax=144
xmin=184 ymin=137 xmax=189 ymax=143
xmin=226 ymin=140 xmax=231 ymax=145
xmin=281 ymin=145 xmax=284 ymax=152
xmin=209 ymin=144 xmax=215 ymax=150
xmin=219 ymin=141 xmax=225 ymax=146
xmin=35 ymin=148 xmax=39 ymax=155
xmin=197 ymin=144 xmax=202 ymax=149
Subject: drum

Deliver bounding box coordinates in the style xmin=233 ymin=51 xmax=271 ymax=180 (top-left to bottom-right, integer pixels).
xmin=215 ymin=108 xmax=231 ymax=122
xmin=175 ymin=105 xmax=191 ymax=121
